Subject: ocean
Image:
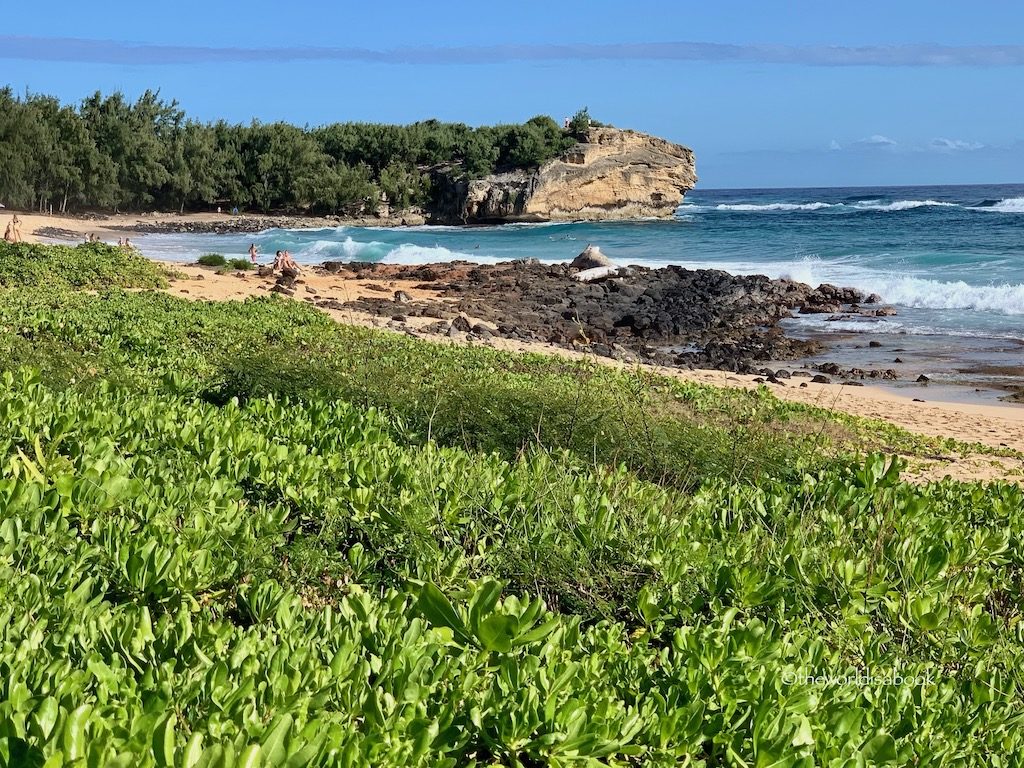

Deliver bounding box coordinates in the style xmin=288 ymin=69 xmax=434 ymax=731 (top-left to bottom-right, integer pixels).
xmin=137 ymin=183 xmax=1024 ymax=393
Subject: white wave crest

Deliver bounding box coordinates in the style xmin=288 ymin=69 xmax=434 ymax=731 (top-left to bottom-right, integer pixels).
xmin=384 ymin=243 xmax=496 ymax=264
xmin=679 ymin=199 xmax=962 ymax=213
xmin=684 ymin=202 xmax=837 ymax=212
xmin=989 ymin=197 xmax=1024 ymax=213
xmin=296 ymin=237 xmax=384 ymax=259
xmin=858 ymin=277 xmax=1024 ymax=316
xmin=853 ymin=199 xmax=959 ymax=212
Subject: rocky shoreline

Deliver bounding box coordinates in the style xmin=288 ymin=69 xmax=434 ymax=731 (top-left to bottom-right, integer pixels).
xmin=273 ymin=252 xmax=902 ymax=380
xmin=32 ymin=211 xmax=427 ymax=239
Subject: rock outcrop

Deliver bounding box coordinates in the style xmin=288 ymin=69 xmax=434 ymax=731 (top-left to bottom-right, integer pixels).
xmin=432 ymin=127 xmax=697 ymax=224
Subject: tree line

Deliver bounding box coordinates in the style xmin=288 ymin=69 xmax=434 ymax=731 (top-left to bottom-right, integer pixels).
xmin=0 ymin=88 xmax=597 ymax=215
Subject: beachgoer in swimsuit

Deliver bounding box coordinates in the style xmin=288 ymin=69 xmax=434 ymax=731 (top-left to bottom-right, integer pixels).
xmin=3 ymin=221 xmax=15 ymax=243
xmin=249 ymin=243 xmax=258 ymax=263
xmin=279 ymin=251 xmax=301 ymax=276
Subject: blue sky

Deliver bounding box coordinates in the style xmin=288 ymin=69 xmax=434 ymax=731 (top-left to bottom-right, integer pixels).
xmin=2 ymin=1 xmax=1023 ymax=188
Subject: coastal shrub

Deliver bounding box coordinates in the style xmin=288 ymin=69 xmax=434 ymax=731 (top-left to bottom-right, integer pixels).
xmin=0 ymin=284 xmax=838 ymax=486
xmin=0 ymin=240 xmax=167 ymax=290
xmin=2 ymin=247 xmax=1024 ymax=763
xmin=226 ymin=257 xmax=254 ymax=270
xmin=1 ymin=370 xmax=1024 ymax=764
xmin=197 ymin=252 xmax=227 ymax=266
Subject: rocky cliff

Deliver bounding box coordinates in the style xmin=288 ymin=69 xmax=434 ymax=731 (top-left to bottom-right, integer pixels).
xmin=430 ymin=127 xmax=697 ymax=224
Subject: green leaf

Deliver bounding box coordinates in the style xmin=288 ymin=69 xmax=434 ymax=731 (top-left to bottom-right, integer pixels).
xmin=182 ymin=731 xmax=204 ymax=768
xmin=153 ymin=714 xmax=176 ymax=767
xmin=862 ymin=734 xmax=898 ymax=764
xmin=477 ymin=614 xmax=518 ymax=653
xmin=260 ymin=714 xmax=292 ymax=766
xmin=415 ymin=583 xmax=467 ymax=639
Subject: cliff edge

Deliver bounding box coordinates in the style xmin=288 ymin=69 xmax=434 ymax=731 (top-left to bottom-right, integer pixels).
xmin=432 ymin=127 xmax=697 ymax=224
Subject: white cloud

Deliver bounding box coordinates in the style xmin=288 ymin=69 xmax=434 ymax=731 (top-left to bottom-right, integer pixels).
xmin=852 ymin=134 xmax=898 ymax=149
xmin=829 ymin=139 xmax=842 ymax=150
xmin=928 ymin=137 xmax=985 ymax=152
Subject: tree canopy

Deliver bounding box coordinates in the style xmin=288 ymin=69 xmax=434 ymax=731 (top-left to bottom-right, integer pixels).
xmin=0 ymin=89 xmax=581 ymax=215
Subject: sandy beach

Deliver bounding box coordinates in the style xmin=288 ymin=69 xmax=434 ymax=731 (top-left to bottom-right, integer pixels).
xmin=155 ymin=260 xmax=1024 ymax=483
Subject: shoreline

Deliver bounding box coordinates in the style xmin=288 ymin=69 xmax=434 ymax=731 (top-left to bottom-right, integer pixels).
xmin=19 ymin=211 xmax=1024 ymax=434
xmin=16 ymin=210 xmax=427 ymax=240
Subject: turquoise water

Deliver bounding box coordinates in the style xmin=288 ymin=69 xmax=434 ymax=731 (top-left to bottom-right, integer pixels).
xmin=138 ymin=184 xmax=1024 ymax=347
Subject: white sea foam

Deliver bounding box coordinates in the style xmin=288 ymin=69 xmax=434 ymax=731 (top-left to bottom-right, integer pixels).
xmin=853 ymin=199 xmax=958 ymax=212
xmin=384 ymin=243 xmax=501 ymax=264
xmin=680 ymin=202 xmax=837 ymax=212
xmin=297 ymin=237 xmax=387 ymax=259
xmin=678 ymin=199 xmax=962 ymax=213
xmin=988 ymin=197 xmax=1024 ymax=213
xmin=859 ymin=276 xmax=1024 ymax=315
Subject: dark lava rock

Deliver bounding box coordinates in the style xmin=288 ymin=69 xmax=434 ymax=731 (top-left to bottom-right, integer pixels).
xmin=917 ymin=374 xmax=931 ymax=384
xmin=799 ymin=303 xmax=841 ymax=315
xmin=394 ymin=290 xmax=412 ymax=303
xmin=333 ymin=261 xmax=879 ymax=374
xmin=841 ymin=381 xmax=865 ymax=386
xmin=811 ymin=375 xmax=831 ymax=384
xmin=894 ymin=357 xmax=904 ymax=363
xmin=868 ymin=340 xmax=883 ymax=348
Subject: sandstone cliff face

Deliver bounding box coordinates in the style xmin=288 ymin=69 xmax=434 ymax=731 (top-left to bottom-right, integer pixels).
xmin=432 ymin=127 xmax=697 ymax=224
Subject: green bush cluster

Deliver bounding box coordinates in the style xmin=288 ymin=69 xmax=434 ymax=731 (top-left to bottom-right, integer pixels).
xmin=197 ymin=253 xmax=227 ymax=267
xmin=0 ymin=241 xmax=167 ymax=290
xmin=1 ymin=371 xmax=1023 ymax=765
xmin=0 ymin=244 xmax=1021 ymax=764
xmin=0 ymin=287 xmax=841 ymax=487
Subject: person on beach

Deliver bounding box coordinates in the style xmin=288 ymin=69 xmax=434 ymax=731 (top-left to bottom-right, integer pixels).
xmin=273 ymin=249 xmax=301 ymax=276
xmin=249 ymin=243 xmax=259 ymax=263
xmin=11 ymin=215 xmax=22 ymax=242
xmin=3 ymin=220 xmax=16 ymax=243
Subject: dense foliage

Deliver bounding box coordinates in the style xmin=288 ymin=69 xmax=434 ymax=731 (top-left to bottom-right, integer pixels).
xmin=0 ymin=245 xmax=1022 ymax=765
xmin=0 ymin=242 xmax=168 ymax=290
xmin=0 ymin=89 xmax=579 ymax=215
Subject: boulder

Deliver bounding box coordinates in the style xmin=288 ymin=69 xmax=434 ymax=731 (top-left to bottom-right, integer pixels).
xmin=570 ymin=245 xmax=616 ymax=271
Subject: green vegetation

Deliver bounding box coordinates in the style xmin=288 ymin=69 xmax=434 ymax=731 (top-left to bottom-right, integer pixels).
xmin=0 ymin=244 xmax=1022 ymax=765
xmin=226 ymin=258 xmax=254 ymax=271
xmin=0 ymin=89 xmax=581 ymax=216
xmin=197 ymin=253 xmax=228 ymax=267
xmin=0 ymin=241 xmax=167 ymax=290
